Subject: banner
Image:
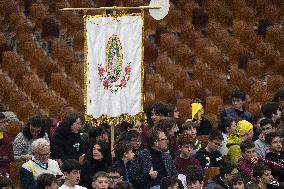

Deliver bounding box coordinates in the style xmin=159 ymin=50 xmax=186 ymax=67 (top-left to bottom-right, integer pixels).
xmin=84 ymin=13 xmax=144 ymax=125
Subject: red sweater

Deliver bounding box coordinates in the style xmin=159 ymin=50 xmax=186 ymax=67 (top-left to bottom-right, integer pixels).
xmin=0 ymin=132 xmax=14 ymax=175
xmin=174 ymin=156 xmax=200 ymax=175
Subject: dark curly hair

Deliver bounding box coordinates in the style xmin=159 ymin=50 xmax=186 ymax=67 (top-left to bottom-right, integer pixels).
xmin=23 ymin=115 xmax=46 ymax=140
xmin=177 ymin=133 xmax=195 ymax=146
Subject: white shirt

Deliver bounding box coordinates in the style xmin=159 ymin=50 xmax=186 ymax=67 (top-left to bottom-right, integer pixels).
xmin=59 ymin=184 xmax=87 ymax=189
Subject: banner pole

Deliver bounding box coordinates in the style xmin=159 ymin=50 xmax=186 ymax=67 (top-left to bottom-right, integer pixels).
xmin=59 ymin=6 xmax=160 ymax=11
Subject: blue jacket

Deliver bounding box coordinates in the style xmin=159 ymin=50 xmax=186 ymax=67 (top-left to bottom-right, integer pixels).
xmin=220 ymin=107 xmax=252 ymax=122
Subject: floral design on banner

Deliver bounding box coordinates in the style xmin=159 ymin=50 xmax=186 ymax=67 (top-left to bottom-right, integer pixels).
xmin=98 ymin=34 xmax=131 ymax=93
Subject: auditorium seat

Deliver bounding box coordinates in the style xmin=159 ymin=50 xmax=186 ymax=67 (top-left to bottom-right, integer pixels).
xmin=267 ymin=75 xmax=284 ymax=92
xmin=71 ymin=63 xmax=84 ymax=88
xmin=72 ymin=31 xmax=84 ymax=52
xmin=183 ymin=80 xmax=201 ymax=99
xmin=205 ymin=96 xmax=223 ymax=115
xmin=29 ymin=3 xmax=49 ymax=30
xmin=176 ymin=98 xmax=191 ymax=120
xmin=203 ymin=167 xmax=220 ymax=187
xmin=247 ymin=102 xmax=261 ymax=115
xmin=196 ymin=135 xmax=208 ymax=148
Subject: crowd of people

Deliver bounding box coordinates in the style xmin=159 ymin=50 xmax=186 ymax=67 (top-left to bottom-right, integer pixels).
xmin=0 ymin=88 xmax=284 ymax=189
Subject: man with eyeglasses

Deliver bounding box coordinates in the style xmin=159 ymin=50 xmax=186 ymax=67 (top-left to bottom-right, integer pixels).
xmin=20 ymin=138 xmax=62 ymax=189
xmin=107 ymin=167 xmax=123 ymax=189
xmin=130 ymin=128 xmax=177 ymax=189
xmin=0 ymin=112 xmax=14 ymax=177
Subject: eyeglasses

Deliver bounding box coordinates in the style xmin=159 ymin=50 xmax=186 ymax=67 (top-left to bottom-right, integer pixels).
xmin=158 ymin=138 xmax=168 ymax=141
xmin=108 ymin=176 xmax=121 ymax=181
xmin=37 ymin=152 xmax=50 ymax=157
xmin=0 ymin=119 xmax=8 ymax=124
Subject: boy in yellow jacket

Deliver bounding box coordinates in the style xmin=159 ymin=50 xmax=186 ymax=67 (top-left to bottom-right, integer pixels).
xmin=226 ymin=120 xmax=253 ymax=164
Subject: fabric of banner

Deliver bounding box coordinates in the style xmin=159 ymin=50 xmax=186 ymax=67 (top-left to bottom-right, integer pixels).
xmin=84 ymin=14 xmax=144 ymax=125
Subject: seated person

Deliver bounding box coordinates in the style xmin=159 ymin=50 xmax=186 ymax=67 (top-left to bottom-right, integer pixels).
xmin=92 ymin=171 xmax=109 ymax=189
xmin=226 ymin=120 xmax=253 ymax=164
xmin=205 ymin=162 xmax=238 ymax=189
xmin=238 ymin=139 xmax=284 ymax=179
xmin=114 ymin=181 xmax=133 ymax=189
xmin=14 ymin=115 xmax=49 ymax=162
xmin=80 ymin=141 xmax=110 ymax=189
xmin=231 ymin=174 xmax=246 ymax=189
xmin=51 ymin=112 xmax=85 ymax=164
xmin=174 ymin=133 xmax=200 ymax=175
xmin=179 ymin=121 xmax=201 ymax=154
xmin=190 ymin=99 xmax=212 ymax=136
xmin=20 ymin=138 xmax=62 ymax=189
xmin=252 ymin=113 xmax=265 ymax=141
xmin=160 ymin=176 xmax=183 ymax=189
xmin=254 ymin=118 xmax=275 ymax=158
xmin=0 ymin=113 xmax=14 ymax=176
xmin=195 ymin=130 xmax=223 ymax=169
xmin=261 ymin=102 xmax=282 ymax=127
xmin=156 ymin=118 xmax=179 ymax=158
xmin=265 ymin=132 xmax=284 ymax=183
xmin=0 ymin=176 xmax=13 ymax=189
xmin=113 ymin=142 xmax=135 ymax=182
xmin=220 ymin=88 xmax=252 ymax=122
xmin=186 ymin=166 xmax=204 ymax=189
xmin=107 ymin=167 xmax=123 ymax=189
xmin=37 ymin=173 xmax=58 ymax=189
xmin=246 ymin=164 xmax=275 ymax=189
xmin=217 ymin=117 xmax=236 ymax=156
xmin=59 ymin=159 xmax=86 ymax=189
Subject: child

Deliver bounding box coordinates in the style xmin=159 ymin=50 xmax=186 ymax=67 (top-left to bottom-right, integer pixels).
xmin=231 ymin=174 xmax=246 ymax=189
xmin=246 ymin=164 xmax=274 ymax=189
xmin=114 ymin=181 xmax=133 ymax=189
xmin=37 ymin=173 xmax=58 ymax=189
xmin=174 ymin=133 xmax=200 ymax=175
xmin=59 ymin=159 xmax=86 ymax=189
xmin=113 ymin=142 xmax=135 ymax=182
xmin=92 ymin=172 xmax=108 ymax=189
xmin=218 ymin=117 xmax=236 ymax=156
xmin=186 ymin=166 xmax=204 ymax=189
xmin=254 ymin=118 xmax=275 ymax=158
xmin=180 ymin=121 xmax=201 ymax=154
xmin=226 ymin=120 xmax=253 ymax=164
xmin=220 ymin=89 xmax=252 ymax=122
xmin=261 ymin=102 xmax=282 ymax=127
xmin=195 ymin=130 xmax=224 ymax=169
xmin=160 ymin=176 xmax=182 ymax=189
xmin=107 ymin=167 xmax=123 ymax=189
xmin=265 ymin=132 xmax=284 ymax=183
xmin=190 ymin=99 xmax=212 ymax=136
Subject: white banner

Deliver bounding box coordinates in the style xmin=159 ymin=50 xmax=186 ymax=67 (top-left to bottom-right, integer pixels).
xmin=84 ymin=14 xmax=144 ymax=124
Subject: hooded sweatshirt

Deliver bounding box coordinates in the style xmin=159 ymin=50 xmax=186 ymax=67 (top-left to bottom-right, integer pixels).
xmin=226 ymin=135 xmax=242 ymax=164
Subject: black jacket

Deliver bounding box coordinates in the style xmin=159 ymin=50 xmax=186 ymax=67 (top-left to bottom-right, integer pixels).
xmin=50 ymin=125 xmax=85 ymax=161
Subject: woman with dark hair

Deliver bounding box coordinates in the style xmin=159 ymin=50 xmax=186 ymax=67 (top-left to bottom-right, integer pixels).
xmin=79 ymin=141 xmax=111 ymax=189
xmin=50 ymin=112 xmax=85 ymax=164
xmin=13 ymin=115 xmax=49 ymax=161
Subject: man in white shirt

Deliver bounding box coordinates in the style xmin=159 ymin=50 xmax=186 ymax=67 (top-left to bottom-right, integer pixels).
xmin=20 ymin=138 xmax=62 ymax=189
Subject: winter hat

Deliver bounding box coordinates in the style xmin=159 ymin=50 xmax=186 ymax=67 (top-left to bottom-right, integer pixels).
xmin=236 ymin=120 xmax=253 ymax=136
xmin=191 ymin=103 xmax=203 ymax=120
